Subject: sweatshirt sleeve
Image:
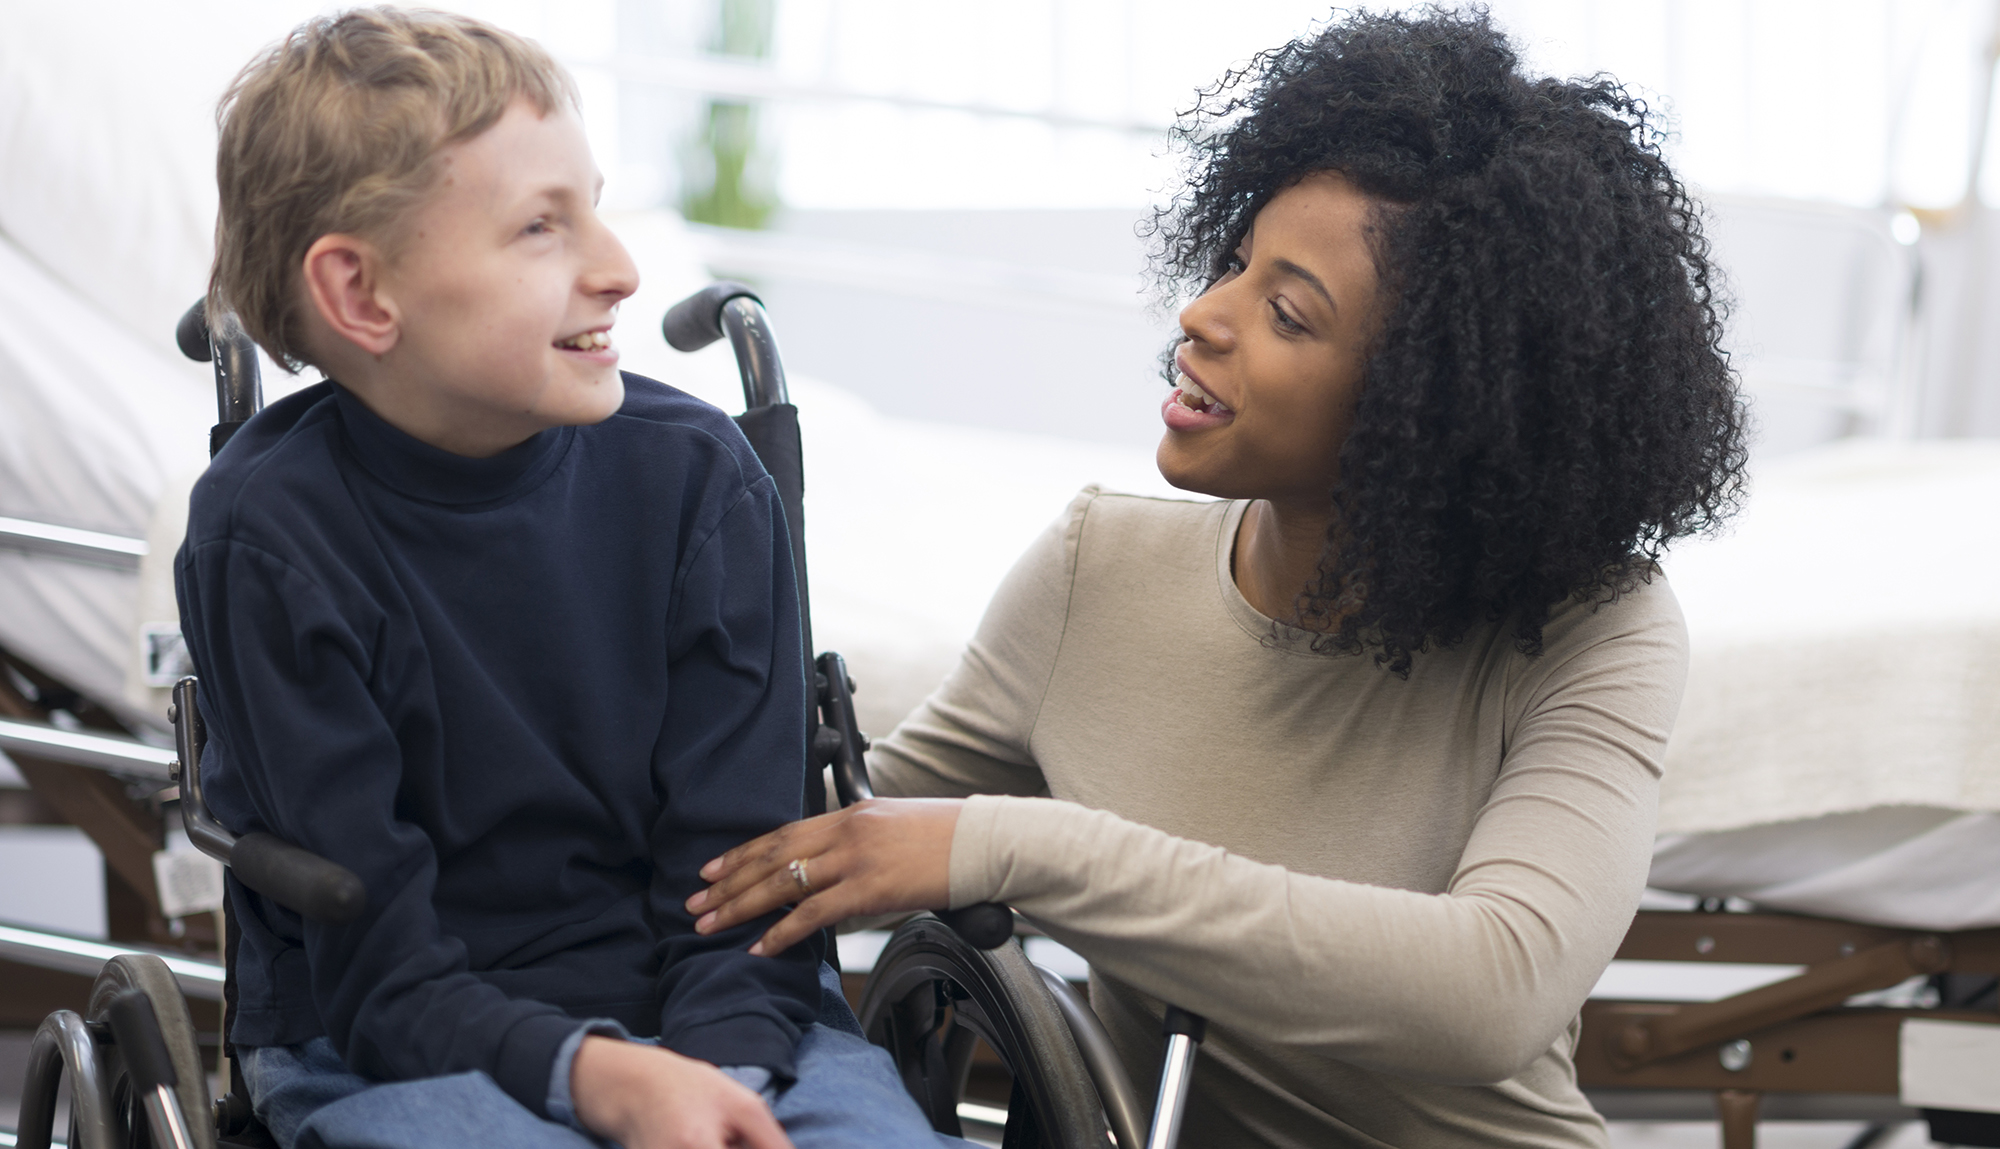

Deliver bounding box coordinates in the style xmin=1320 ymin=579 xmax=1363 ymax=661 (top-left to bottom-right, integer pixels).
xmin=863 ymin=491 xmax=1091 ymax=800
xmin=177 ymin=539 xmax=587 ymax=1116
xmin=946 ymin=584 xmax=1687 ymax=1086
xmin=647 ymin=473 xmax=822 ymax=1080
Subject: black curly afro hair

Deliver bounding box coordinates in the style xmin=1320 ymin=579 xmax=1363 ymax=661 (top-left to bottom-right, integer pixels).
xmin=1148 ymin=4 xmax=1748 ymax=674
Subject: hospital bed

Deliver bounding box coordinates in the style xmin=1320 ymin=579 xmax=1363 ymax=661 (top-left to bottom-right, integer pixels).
xmin=1570 ymin=437 xmax=2000 ymax=1148
xmin=1569 ymin=204 xmax=2000 ymax=1146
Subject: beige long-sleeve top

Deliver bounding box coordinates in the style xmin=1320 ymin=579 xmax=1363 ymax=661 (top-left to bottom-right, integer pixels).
xmin=866 ymin=488 xmax=1688 ymax=1148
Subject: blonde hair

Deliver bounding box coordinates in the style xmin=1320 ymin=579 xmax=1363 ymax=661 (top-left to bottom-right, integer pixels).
xmin=211 ymin=7 xmax=577 ymax=370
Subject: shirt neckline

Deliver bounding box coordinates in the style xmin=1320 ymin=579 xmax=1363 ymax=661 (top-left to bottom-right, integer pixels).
xmin=1212 ymin=497 xmax=1326 ymax=654
xmin=331 ymin=383 xmax=574 ymax=508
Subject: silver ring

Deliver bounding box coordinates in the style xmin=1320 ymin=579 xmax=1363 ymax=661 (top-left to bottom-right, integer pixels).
xmin=788 ymin=857 xmax=812 ymax=895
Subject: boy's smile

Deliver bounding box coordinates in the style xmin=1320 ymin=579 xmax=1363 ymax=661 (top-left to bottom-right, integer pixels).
xmin=301 ymin=99 xmax=639 ymax=458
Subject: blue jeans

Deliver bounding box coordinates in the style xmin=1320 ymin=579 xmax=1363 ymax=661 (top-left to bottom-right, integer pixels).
xmin=242 ymin=966 xmax=967 ymax=1149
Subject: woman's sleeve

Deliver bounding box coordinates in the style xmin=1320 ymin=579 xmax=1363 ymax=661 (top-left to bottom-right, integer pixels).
xmin=946 ymin=583 xmax=1688 ymax=1085
xmin=863 ymin=491 xmax=1096 ymax=801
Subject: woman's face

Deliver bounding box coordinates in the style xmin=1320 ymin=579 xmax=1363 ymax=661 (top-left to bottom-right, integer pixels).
xmin=1157 ymin=171 xmax=1385 ymax=508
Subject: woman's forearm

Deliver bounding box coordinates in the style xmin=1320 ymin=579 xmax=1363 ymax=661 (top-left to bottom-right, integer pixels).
xmin=952 ymin=781 xmax=1652 ymax=1085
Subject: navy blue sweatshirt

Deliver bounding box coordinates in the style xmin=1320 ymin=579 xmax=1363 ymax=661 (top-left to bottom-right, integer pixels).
xmin=174 ymin=375 xmax=821 ymax=1117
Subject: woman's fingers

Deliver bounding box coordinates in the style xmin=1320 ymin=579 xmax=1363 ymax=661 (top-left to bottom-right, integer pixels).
xmin=696 ymin=810 xmax=850 ymax=902
xmin=692 ymin=798 xmax=965 ymax=951
xmin=749 ymin=891 xmax=848 ymax=956
xmin=691 ymin=816 xmax=850 ymax=920
xmin=699 ymin=817 xmax=806 ymax=884
xmin=698 ymin=848 xmax=848 ymax=935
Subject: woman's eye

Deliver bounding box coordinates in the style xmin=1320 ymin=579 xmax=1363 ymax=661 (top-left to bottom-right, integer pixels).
xmin=1269 ymin=299 xmax=1305 ymax=333
xmin=524 ymin=218 xmax=552 ymax=236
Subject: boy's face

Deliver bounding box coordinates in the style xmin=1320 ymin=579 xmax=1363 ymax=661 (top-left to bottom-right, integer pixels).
xmin=328 ymin=99 xmax=638 ymax=457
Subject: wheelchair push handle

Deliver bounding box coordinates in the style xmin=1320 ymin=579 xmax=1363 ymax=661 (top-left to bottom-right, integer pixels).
xmin=661 ymin=282 xmax=790 ymax=410
xmin=176 ymin=298 xmax=263 ymax=456
xmin=106 ymin=991 xmax=198 ymax=1149
xmin=174 ymin=300 xmax=214 ymax=364
xmin=661 ymin=280 xmax=756 ymax=352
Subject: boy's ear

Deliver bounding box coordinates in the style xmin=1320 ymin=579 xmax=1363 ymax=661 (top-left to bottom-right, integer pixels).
xmin=301 ymin=234 xmax=398 ymax=357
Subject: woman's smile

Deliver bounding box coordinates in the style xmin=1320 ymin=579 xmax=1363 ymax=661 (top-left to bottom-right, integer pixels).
xmin=1161 ymin=354 xmax=1236 ymax=432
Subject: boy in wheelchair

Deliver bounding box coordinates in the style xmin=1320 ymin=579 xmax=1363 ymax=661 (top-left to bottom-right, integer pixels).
xmin=176 ymin=9 xmax=956 ymax=1148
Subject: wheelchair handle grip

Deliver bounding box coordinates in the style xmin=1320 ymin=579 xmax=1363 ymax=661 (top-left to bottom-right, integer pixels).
xmin=937 ymin=903 xmax=1013 ymax=949
xmin=175 ymin=297 xmax=263 ymax=453
xmin=105 ymin=991 xmax=178 ymax=1091
xmin=232 ymin=831 xmax=366 ymax=925
xmin=662 ymin=281 xmax=761 ymax=352
xmin=175 ymin=300 xmax=212 ymax=362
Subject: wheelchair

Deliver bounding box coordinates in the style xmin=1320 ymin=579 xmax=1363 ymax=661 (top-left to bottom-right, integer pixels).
xmin=12 ymin=286 xmax=1201 ymax=1149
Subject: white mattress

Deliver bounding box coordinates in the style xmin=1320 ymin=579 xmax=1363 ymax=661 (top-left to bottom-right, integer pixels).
xmin=0 ymin=233 xmax=209 ymax=730
xmin=0 ymin=0 xmax=263 ymax=729
xmin=1651 ymin=441 xmax=2000 ymax=929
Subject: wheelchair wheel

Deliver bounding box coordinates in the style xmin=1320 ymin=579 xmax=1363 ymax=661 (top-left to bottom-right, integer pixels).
xmin=86 ymin=954 xmax=217 ymax=1149
xmin=857 ymin=915 xmax=1107 ymax=1148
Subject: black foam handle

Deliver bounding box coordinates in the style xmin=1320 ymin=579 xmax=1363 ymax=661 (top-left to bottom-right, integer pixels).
xmin=176 ymin=299 xmax=213 ymax=362
xmin=938 ymin=903 xmax=1013 ymax=949
xmin=232 ymin=831 xmax=367 ymax=924
xmin=661 ymin=281 xmax=761 ymax=352
xmin=1162 ymin=1005 xmax=1207 ymax=1042
xmin=105 ymin=991 xmax=179 ymax=1091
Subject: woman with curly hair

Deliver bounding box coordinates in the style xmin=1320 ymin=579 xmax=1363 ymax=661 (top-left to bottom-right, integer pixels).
xmin=691 ymin=7 xmax=1747 ymax=1145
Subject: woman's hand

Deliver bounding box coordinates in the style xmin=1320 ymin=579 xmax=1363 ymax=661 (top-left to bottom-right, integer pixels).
xmin=570 ymin=1036 xmax=792 ymax=1149
xmin=688 ymin=798 xmax=964 ymax=956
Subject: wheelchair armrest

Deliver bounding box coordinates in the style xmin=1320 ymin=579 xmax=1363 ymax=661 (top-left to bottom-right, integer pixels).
xmin=232 ymin=832 xmax=366 ymax=926
xmin=172 ymin=677 xmax=367 ymax=925
xmin=936 ymin=904 xmax=1013 ymax=949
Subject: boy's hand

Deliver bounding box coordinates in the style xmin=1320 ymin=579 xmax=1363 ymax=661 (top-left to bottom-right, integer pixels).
xmin=688 ymin=798 xmax=961 ymax=956
xmin=571 ymin=1036 xmax=792 ymax=1149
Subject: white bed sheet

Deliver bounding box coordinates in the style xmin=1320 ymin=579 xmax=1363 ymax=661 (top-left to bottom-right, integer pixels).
xmin=1651 ymin=440 xmax=2000 ymax=928
xmin=0 ymin=0 xmax=282 ymax=729
xmin=0 ymin=232 xmax=209 ymax=730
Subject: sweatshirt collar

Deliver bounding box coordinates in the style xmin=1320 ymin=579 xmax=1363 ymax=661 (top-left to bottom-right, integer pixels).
xmin=331 ymin=383 xmax=573 ymax=507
